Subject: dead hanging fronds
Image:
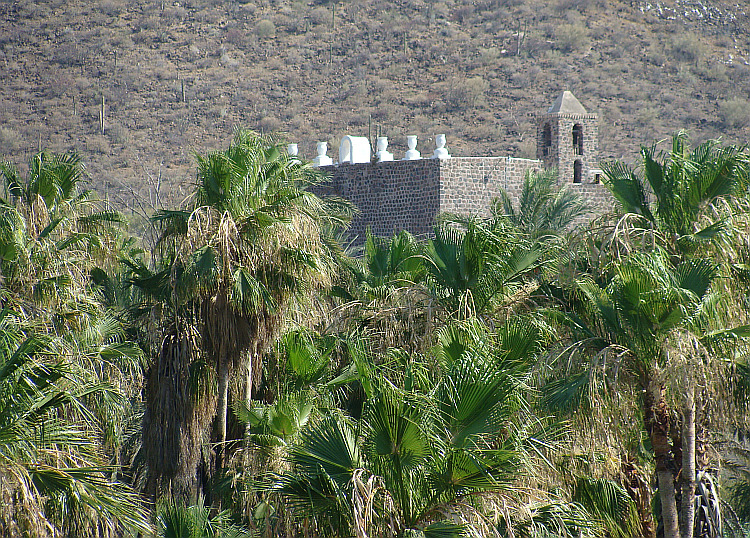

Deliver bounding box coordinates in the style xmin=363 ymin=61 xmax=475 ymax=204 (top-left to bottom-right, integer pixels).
xmin=662 ymin=328 xmax=745 ymax=437
xmin=0 ymin=464 xmax=56 ymax=538
xmin=218 ymin=211 xmax=240 ymax=274
xmin=202 ymin=292 xmax=253 ymax=372
xmin=457 ymin=289 xmax=476 ymax=320
xmin=431 ymin=501 xmax=500 ymax=538
xmin=26 ymin=192 xmax=51 ymax=239
xmin=663 ymin=330 xmax=710 ymax=400
xmin=495 ymin=279 xmax=542 ymax=320
xmin=143 ymin=323 xmax=216 ymax=494
xmin=601 ymin=212 xmax=666 ymax=264
xmin=326 ymin=284 xmax=436 ymax=355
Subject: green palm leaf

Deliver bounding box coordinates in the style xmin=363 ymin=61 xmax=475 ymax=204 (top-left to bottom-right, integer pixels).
xmin=572 ymin=476 xmax=640 ymax=538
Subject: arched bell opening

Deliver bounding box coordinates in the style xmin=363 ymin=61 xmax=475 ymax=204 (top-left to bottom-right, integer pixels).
xmin=572 ymin=124 xmax=583 ymax=156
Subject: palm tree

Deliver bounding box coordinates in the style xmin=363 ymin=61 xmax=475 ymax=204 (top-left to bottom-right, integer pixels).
xmin=543 ymin=250 xmax=740 ymax=538
xmin=597 ymin=133 xmax=750 ymax=537
xmin=271 ymin=318 xmax=605 ymax=537
xmin=494 ymin=168 xmax=589 ymax=238
xmin=423 ymin=219 xmax=545 ymax=317
xmin=0 ymin=150 xmax=126 ymax=312
xmin=0 ymin=150 xmax=151 ymax=532
xmin=354 ymin=229 xmax=426 ymax=300
xmin=0 ymin=307 xmax=150 ymax=536
xmin=146 ymin=129 xmax=351 ymax=489
xmin=601 ymin=132 xmax=750 ymax=258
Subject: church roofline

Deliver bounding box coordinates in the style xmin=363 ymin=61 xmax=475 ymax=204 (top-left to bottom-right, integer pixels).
xmin=545 ymin=90 xmax=593 ymax=115
xmin=536 ymin=112 xmax=598 ymax=120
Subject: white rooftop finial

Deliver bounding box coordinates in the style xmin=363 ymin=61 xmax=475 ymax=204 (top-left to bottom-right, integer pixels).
xmin=433 ymin=134 xmax=450 ymax=160
xmin=376 ymin=137 xmax=394 ymax=162
xmin=404 ymin=135 xmax=420 ymax=160
xmin=312 ymin=141 xmax=332 ymax=167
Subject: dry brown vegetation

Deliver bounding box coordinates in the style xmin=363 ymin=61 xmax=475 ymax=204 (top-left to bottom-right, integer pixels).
xmin=1 ymin=0 xmax=749 ymax=213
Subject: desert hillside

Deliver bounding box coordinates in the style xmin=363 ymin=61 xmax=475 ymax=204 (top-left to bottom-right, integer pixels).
xmin=1 ymin=0 xmax=749 ymax=211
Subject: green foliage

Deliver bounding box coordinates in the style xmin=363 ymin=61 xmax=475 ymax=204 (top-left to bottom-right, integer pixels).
xmin=601 ymin=133 xmax=750 ymax=255
xmin=424 ymin=219 xmax=544 ymax=315
xmin=729 ymin=479 xmax=750 ymax=523
xmin=254 ymin=19 xmax=275 ymax=39
xmin=4 ymin=130 xmax=750 ymax=538
xmin=572 ymin=477 xmax=640 ymax=538
xmin=495 ymin=168 xmax=589 ymax=237
xmin=351 ymin=229 xmax=426 ymax=300
xmin=237 ymin=391 xmax=315 ymax=447
xmin=273 ymin=319 xmax=557 ymax=536
xmin=554 ymin=23 xmax=590 ymax=53
xmin=507 ymin=500 xmax=603 ymax=537
xmin=0 ymin=309 xmax=150 ymax=535
xmin=566 ymin=250 xmax=719 ymax=378
xmin=156 ymin=498 xmax=253 ymax=538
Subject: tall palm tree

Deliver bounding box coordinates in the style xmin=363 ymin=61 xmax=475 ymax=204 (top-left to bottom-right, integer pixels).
xmin=598 ymin=133 xmax=750 ymax=537
xmin=0 ymin=151 xmax=149 ymax=532
xmin=147 ymin=129 xmax=351 ymax=487
xmin=543 ymin=250 xmax=740 ymax=538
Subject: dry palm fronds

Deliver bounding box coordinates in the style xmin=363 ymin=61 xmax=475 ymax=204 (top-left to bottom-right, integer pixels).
xmin=351 ymin=468 xmax=398 ymax=538
xmin=143 ymin=324 xmax=216 ymax=497
xmin=351 ymin=469 xmax=378 ymax=538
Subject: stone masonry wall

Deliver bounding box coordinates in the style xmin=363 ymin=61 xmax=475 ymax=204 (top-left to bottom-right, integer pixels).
xmin=438 ymin=157 xmax=541 ymax=216
xmin=314 ymin=156 xmax=614 ymax=242
xmin=315 ymin=159 xmax=441 ymax=240
xmin=571 ymin=183 xmax=616 ymax=224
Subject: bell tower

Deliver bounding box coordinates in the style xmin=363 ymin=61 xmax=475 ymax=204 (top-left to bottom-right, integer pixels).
xmin=537 ymin=91 xmax=599 ymax=183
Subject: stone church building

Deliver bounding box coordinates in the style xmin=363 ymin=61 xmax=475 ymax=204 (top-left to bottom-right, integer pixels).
xmin=314 ymin=91 xmax=612 ymax=240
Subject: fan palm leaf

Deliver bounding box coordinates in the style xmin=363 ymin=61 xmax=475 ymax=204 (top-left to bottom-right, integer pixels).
xmin=495 ymin=168 xmax=589 ymax=237
xmin=572 ymin=476 xmax=640 ymax=538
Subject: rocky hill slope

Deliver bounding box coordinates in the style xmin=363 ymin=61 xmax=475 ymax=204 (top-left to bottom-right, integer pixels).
xmin=1 ymin=0 xmax=749 ymax=212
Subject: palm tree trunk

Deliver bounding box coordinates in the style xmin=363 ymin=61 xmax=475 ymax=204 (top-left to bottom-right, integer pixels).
xmin=216 ymin=359 xmax=229 ymax=470
xmin=645 ymin=378 xmax=680 ymax=538
xmin=658 ymin=469 xmax=680 ymax=538
xmin=680 ymin=386 xmax=696 ymax=538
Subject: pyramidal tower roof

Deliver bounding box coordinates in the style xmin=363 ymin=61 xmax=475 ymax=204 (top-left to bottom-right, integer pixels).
xmin=547 ymin=91 xmax=588 ymax=114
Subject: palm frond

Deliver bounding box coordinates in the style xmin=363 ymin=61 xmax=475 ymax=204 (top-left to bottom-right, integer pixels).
xmin=572 ymin=476 xmax=640 ymax=538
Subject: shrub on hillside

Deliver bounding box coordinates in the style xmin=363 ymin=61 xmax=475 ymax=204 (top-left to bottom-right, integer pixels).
xmin=669 ymin=32 xmax=704 ymax=64
xmin=446 ymin=76 xmax=489 ymax=110
xmin=107 ymin=124 xmax=129 ymax=145
xmin=554 ymin=23 xmax=590 ymax=53
xmin=0 ymin=127 xmax=24 ymax=154
xmin=719 ymin=98 xmax=750 ymax=129
xmin=254 ymin=20 xmax=276 ymax=39
xmin=98 ymin=0 xmax=126 ymax=17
